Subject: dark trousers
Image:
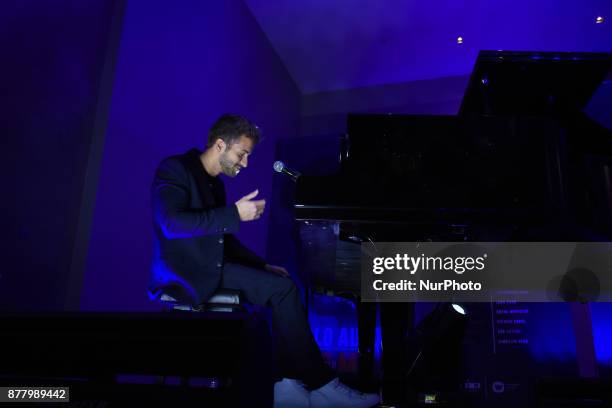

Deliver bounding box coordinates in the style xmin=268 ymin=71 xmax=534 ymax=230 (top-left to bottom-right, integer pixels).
xmin=221 ymin=262 xmax=334 ymax=389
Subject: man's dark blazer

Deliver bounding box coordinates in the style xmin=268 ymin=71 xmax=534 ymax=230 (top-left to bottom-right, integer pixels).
xmin=149 ymin=148 xmax=266 ymax=305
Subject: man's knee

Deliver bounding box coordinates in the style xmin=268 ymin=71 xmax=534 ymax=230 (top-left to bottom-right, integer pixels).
xmin=278 ymin=276 xmax=297 ymax=294
xmin=270 ymin=277 xmax=298 ymax=303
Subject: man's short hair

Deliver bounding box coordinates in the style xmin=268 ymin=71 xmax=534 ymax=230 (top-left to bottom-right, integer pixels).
xmin=207 ymin=114 xmax=261 ymax=148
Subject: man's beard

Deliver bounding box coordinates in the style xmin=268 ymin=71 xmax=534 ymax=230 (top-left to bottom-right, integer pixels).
xmin=219 ymin=152 xmax=239 ymax=177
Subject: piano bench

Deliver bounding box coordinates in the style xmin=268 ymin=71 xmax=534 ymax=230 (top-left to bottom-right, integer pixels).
xmin=153 ymin=289 xmax=273 ymax=407
xmin=159 ymin=289 xmax=244 ymax=313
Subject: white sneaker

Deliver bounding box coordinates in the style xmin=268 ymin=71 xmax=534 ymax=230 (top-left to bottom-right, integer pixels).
xmin=310 ymin=378 xmax=379 ymax=408
xmin=274 ymin=378 xmax=310 ymax=408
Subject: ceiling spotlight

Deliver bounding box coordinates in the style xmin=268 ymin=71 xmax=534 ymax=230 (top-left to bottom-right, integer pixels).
xmin=457 ymin=36 xmax=464 ymax=44
xmin=596 ymin=16 xmax=604 ymax=24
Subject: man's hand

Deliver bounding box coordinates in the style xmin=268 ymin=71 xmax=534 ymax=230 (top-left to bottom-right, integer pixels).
xmin=264 ymin=264 xmax=290 ymax=278
xmin=235 ymin=189 xmax=266 ymax=221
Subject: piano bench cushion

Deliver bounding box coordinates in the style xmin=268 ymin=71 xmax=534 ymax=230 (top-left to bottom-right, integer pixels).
xmin=160 ymin=289 xmax=243 ymax=313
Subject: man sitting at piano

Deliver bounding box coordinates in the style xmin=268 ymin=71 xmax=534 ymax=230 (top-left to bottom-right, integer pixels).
xmin=149 ymin=114 xmax=379 ymax=408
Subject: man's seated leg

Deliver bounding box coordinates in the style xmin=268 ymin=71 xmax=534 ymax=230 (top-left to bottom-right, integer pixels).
xmin=221 ymin=262 xmax=332 ymax=385
xmin=221 ymin=262 xmax=380 ymax=408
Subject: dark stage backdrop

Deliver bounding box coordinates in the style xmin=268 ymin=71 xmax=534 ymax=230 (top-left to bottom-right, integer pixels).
xmin=0 ymin=0 xmax=123 ymax=311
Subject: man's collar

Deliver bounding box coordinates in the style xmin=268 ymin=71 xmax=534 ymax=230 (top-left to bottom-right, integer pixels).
xmin=182 ymin=148 xmax=211 ymax=180
xmin=186 ymin=148 xmax=214 ymax=178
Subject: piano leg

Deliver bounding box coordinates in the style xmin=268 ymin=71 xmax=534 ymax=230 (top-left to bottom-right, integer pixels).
xmin=356 ymin=301 xmax=415 ymax=403
xmin=356 ymin=301 xmax=377 ymax=391
xmin=380 ymin=302 xmax=414 ymax=405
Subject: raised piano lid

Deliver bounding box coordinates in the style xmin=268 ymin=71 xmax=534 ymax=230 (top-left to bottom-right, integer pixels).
xmin=459 ymin=50 xmax=612 ymax=117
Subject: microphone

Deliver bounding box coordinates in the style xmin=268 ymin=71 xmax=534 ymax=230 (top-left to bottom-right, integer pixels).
xmin=273 ymin=161 xmax=301 ymax=181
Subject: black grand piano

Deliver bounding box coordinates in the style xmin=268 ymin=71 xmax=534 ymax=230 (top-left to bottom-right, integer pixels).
xmin=272 ymin=50 xmax=612 ymax=401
